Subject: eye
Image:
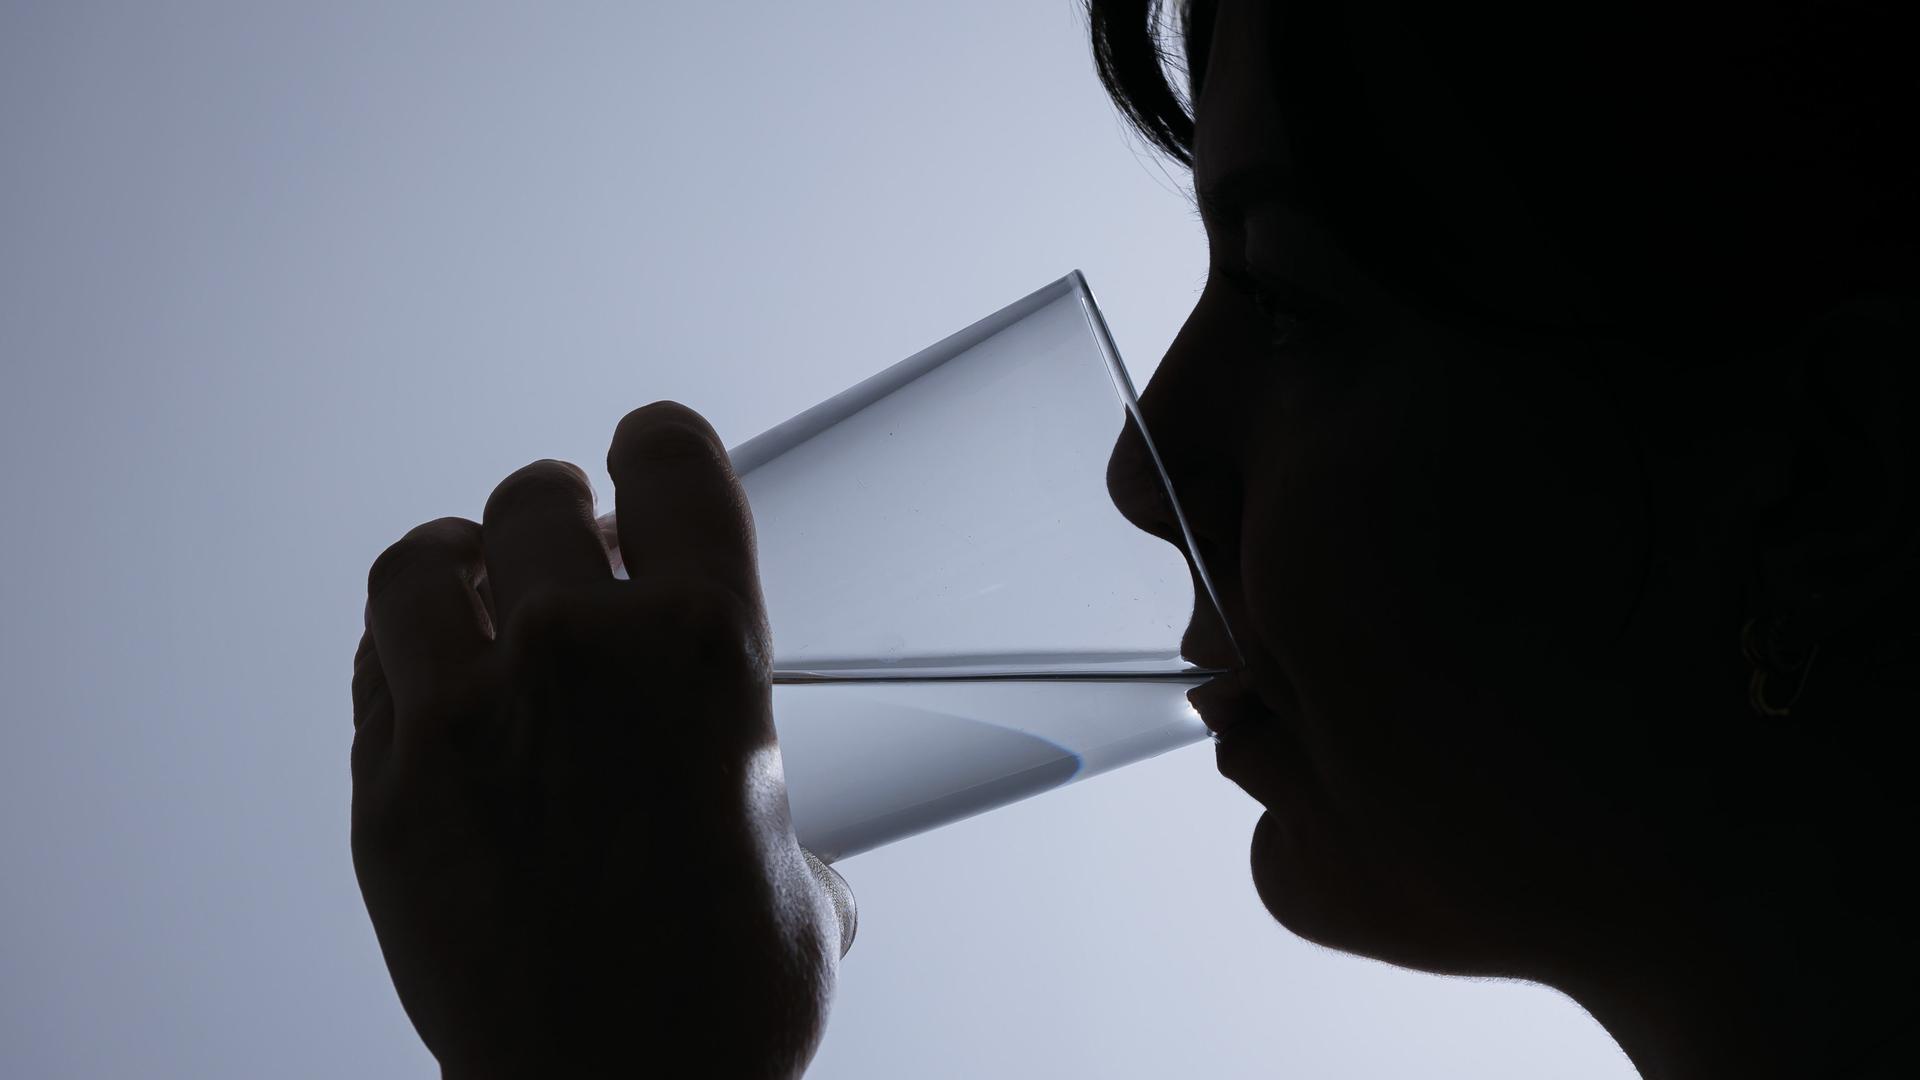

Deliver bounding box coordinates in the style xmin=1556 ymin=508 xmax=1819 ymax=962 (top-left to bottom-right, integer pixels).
xmin=1215 ymin=263 xmax=1325 ymax=350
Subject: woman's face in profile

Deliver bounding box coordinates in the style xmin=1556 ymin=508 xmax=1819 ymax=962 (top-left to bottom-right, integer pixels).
xmin=1109 ymin=0 xmax=1755 ymax=977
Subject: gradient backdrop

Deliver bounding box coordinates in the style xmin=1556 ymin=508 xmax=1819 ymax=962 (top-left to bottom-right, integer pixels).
xmin=1 ymin=2 xmax=1638 ymax=1076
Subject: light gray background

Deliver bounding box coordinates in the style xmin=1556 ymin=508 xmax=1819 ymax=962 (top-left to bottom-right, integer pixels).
xmin=0 ymin=2 xmax=1637 ymax=1076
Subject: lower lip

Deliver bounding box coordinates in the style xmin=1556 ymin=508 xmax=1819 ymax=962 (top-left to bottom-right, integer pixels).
xmin=1199 ymin=691 xmax=1309 ymax=807
xmin=1211 ymin=718 xmax=1276 ymax=773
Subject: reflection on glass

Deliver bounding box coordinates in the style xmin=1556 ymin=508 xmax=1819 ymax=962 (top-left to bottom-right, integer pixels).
xmin=604 ymin=272 xmax=1234 ymax=861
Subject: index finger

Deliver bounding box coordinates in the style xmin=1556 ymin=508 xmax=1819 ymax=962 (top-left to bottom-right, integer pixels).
xmin=607 ymin=401 xmax=763 ymax=607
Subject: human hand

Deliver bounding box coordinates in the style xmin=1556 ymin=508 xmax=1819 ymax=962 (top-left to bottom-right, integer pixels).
xmin=350 ymin=402 xmax=853 ymax=1079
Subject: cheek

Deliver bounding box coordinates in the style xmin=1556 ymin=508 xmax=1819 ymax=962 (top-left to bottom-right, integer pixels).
xmin=1239 ymin=343 xmax=1647 ymax=832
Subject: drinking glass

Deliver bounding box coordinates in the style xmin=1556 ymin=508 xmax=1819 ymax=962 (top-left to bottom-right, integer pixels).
xmin=600 ymin=271 xmax=1238 ymax=862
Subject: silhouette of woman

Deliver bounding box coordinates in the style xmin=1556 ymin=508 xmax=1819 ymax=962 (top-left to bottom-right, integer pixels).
xmin=350 ymin=2 xmax=1917 ymax=1076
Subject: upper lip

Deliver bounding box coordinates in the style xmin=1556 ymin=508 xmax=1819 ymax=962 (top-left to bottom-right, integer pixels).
xmin=1182 ymin=614 xmax=1244 ymax=672
xmin=1181 ymin=626 xmax=1239 ymax=674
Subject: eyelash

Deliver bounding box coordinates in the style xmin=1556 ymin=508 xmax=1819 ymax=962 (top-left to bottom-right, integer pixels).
xmin=1219 ymin=267 xmax=1311 ymax=351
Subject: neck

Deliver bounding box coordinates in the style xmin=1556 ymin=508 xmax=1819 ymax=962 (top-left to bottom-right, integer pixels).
xmin=1550 ymin=862 xmax=1912 ymax=1080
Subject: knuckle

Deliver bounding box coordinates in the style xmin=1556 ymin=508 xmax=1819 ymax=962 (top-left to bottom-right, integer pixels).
xmin=348 ymin=727 xmax=385 ymax=785
xmin=496 ymin=579 xmax=768 ymax=686
xmin=498 ymin=584 xmax=578 ymax=659
xmin=628 ymin=580 xmax=769 ymax=679
xmin=349 ymin=788 xmax=400 ymax=863
xmin=485 ymin=459 xmax=593 ymax=519
xmin=368 ymin=517 xmax=479 ymax=597
xmin=348 ymin=741 xmax=398 ymax=844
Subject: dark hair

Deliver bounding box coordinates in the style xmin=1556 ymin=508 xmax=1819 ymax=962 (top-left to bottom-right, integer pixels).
xmin=1088 ymin=0 xmax=1200 ymax=167
xmin=1086 ymin=0 xmax=1917 ymax=343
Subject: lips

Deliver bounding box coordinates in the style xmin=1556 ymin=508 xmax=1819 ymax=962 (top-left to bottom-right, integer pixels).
xmin=1181 ymin=609 xmax=1311 ymax=808
xmin=1186 ymin=672 xmax=1275 ymax=738
xmin=1187 ymin=669 xmax=1312 ymax=808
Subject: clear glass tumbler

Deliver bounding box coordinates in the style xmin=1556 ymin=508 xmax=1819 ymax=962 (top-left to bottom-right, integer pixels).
xmin=601 ymin=271 xmax=1238 ymax=861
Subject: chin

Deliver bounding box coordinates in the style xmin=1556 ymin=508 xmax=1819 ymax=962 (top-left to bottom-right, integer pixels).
xmin=1248 ymin=810 xmax=1507 ymax=979
xmin=1248 ymin=810 xmax=1354 ymax=948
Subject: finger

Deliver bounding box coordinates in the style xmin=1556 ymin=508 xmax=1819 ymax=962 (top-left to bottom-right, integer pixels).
xmin=352 ymin=628 xmax=392 ymax=727
xmin=481 ymin=459 xmax=611 ymax=639
xmin=366 ymin=517 xmax=492 ymax=717
xmin=595 ymin=510 xmax=626 ymax=579
xmin=474 ymin=571 xmax=497 ymax=631
xmin=351 ymin=628 xmax=395 ymax=777
xmin=607 ymin=401 xmax=762 ymax=606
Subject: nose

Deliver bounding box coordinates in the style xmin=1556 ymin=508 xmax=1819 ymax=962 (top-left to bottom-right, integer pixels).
xmin=1106 ymin=411 xmax=1184 ymax=548
xmin=1105 ymin=293 xmax=1246 ymax=561
xmin=1104 ymin=290 xmax=1257 ymax=672
xmin=1107 ymin=375 xmax=1246 ymax=676
xmin=1106 ymin=389 xmax=1245 ymax=601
